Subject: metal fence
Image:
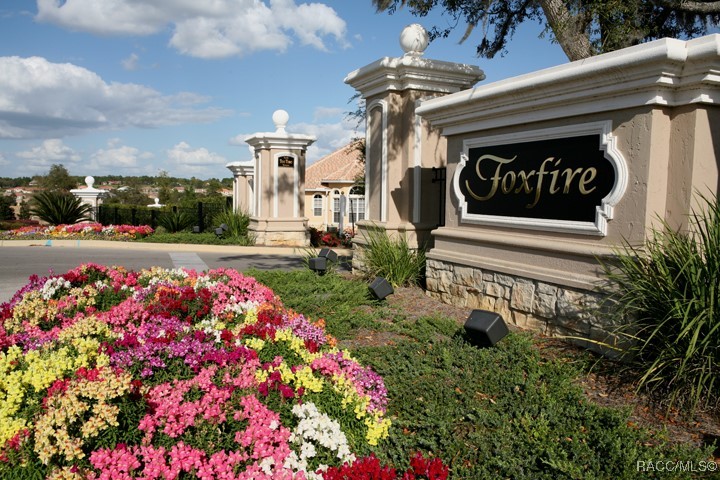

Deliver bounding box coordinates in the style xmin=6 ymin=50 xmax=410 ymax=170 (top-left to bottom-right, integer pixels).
xmin=97 ymin=199 xmax=231 ymax=232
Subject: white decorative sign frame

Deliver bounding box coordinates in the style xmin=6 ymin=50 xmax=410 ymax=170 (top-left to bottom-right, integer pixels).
xmin=452 ymin=121 xmax=628 ymax=236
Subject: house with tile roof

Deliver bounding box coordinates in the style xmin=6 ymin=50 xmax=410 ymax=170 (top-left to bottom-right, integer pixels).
xmin=304 ymin=140 xmax=365 ymax=231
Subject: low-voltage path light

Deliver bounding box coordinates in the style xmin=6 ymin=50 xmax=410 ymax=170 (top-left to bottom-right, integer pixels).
xmin=368 ymin=277 xmax=393 ymax=300
xmin=464 ymin=309 xmax=509 ymax=347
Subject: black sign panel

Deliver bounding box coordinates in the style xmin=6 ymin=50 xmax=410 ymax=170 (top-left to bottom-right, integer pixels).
xmin=278 ymin=156 xmax=294 ymax=168
xmin=458 ymin=135 xmax=615 ymax=223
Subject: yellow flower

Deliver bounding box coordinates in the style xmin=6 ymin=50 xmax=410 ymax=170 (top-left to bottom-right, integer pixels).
xmin=365 ymin=415 xmax=391 ymax=446
xmin=292 ymin=365 xmax=324 ymax=393
xmin=34 ymin=368 xmax=132 ymax=465
xmin=244 ymin=337 xmax=266 ymax=351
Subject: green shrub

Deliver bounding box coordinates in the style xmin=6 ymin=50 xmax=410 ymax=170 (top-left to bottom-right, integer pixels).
xmin=209 ymin=208 xmax=255 ymax=245
xmin=140 ymin=232 xmax=251 ymax=246
xmin=157 ymin=209 xmax=193 ymax=233
xmin=212 ymin=209 xmax=250 ymax=238
xmin=358 ymin=226 xmax=426 ymax=287
xmin=29 ymin=190 xmax=92 ymax=225
xmin=355 ymin=334 xmax=709 ymax=479
xmin=602 ymin=192 xmax=720 ymax=414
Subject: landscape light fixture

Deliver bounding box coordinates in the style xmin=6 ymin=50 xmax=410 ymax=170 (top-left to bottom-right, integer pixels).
xmin=368 ymin=277 xmax=393 ymax=300
xmin=214 ymin=223 xmax=229 ymax=238
xmin=308 ymin=248 xmax=339 ymax=275
xmin=463 ymin=309 xmax=509 ymax=348
xmin=318 ymin=248 xmax=338 ymax=263
xmin=308 ymin=256 xmax=328 ymax=274
xmin=192 ymin=226 xmax=200 ymax=233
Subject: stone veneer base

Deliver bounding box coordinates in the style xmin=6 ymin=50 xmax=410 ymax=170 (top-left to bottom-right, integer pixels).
xmin=425 ymin=258 xmax=625 ymax=355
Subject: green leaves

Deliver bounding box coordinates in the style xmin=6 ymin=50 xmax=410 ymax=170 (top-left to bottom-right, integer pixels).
xmin=29 ymin=190 xmax=93 ymax=226
xmin=358 ymin=227 xmax=426 ymax=288
xmin=602 ymin=192 xmax=720 ymax=414
xmin=157 ymin=209 xmax=193 ymax=233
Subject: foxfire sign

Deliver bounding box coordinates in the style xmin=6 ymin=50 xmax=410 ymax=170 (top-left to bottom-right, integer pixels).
xmin=453 ymin=123 xmax=627 ymax=236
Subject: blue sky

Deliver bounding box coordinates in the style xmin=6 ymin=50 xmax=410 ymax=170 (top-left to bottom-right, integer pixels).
xmin=0 ymin=0 xmax=569 ymax=180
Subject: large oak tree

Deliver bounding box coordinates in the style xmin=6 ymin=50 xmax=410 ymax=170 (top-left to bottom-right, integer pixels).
xmin=374 ymin=0 xmax=720 ymax=60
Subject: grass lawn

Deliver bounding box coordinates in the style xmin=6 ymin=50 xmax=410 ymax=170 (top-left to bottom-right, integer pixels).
xmin=248 ymin=268 xmax=716 ymax=480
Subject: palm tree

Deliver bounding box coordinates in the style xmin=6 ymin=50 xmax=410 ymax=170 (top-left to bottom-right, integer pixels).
xmin=30 ymin=191 xmax=93 ymax=225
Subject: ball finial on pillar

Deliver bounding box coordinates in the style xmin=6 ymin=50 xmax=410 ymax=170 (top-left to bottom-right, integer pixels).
xmin=272 ymin=109 xmax=290 ymax=133
xmin=400 ymin=24 xmax=429 ymax=56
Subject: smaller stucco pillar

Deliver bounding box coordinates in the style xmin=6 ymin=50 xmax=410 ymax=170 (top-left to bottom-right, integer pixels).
xmin=70 ymin=176 xmax=108 ymax=221
xmin=245 ymin=110 xmax=316 ymax=247
xmin=225 ymin=160 xmax=254 ymax=214
xmin=344 ymin=24 xmax=485 ymax=250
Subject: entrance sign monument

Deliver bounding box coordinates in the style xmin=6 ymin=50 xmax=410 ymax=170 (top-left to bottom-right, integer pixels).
xmin=346 ymin=28 xmax=720 ymax=348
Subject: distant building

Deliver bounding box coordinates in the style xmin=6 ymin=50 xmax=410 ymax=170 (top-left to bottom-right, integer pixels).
xmin=304 ymin=141 xmax=364 ymax=231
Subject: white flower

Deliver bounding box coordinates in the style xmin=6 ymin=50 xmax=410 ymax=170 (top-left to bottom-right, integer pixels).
xmin=289 ymin=402 xmax=355 ymax=467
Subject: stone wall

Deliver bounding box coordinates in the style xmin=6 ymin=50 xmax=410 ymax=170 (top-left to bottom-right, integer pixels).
xmin=425 ymin=258 xmax=622 ymax=352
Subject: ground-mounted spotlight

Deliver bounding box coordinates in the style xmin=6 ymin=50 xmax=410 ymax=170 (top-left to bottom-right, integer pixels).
xmin=369 ymin=277 xmax=393 ymax=300
xmin=308 ymin=256 xmax=327 ymax=274
xmin=192 ymin=226 xmax=201 ymax=233
xmin=318 ymin=248 xmax=338 ymax=263
xmin=464 ymin=309 xmax=509 ymax=348
xmin=214 ymin=223 xmax=229 ymax=238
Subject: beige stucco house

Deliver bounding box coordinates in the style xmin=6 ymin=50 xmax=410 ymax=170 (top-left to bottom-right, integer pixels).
xmin=304 ymin=141 xmax=365 ymax=231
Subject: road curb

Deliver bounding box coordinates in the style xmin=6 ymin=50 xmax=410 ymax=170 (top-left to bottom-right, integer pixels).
xmin=0 ymin=239 xmax=353 ymax=257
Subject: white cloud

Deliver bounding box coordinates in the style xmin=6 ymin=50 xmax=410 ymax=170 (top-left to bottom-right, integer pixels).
xmin=35 ymin=0 xmax=348 ymax=59
xmin=293 ymin=115 xmax=362 ymax=163
xmin=89 ymin=141 xmax=155 ymax=173
xmin=15 ymin=139 xmax=82 ymax=172
xmin=121 ymin=53 xmax=139 ymax=70
xmin=167 ymin=141 xmax=227 ymax=175
xmin=0 ymin=56 xmax=231 ymax=139
xmin=313 ymin=106 xmax=344 ymax=121
xmin=0 ymin=153 xmax=9 ymax=166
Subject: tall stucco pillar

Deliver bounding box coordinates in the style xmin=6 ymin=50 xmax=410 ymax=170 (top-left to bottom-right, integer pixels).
xmin=344 ymin=24 xmax=485 ymax=249
xmin=70 ymin=176 xmax=108 ymax=221
xmin=225 ymin=160 xmax=254 ymax=214
xmin=245 ymin=110 xmax=316 ymax=247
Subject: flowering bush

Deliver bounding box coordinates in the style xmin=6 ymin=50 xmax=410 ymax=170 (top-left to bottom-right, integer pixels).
xmin=309 ymin=228 xmax=354 ymax=249
xmin=0 ymin=223 xmax=154 ymax=241
xmin=0 ymin=264 xmax=407 ymax=479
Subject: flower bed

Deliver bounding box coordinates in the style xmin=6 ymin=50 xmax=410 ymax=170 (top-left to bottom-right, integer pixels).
xmin=0 ymin=264 xmax=446 ymax=479
xmin=0 ymin=223 xmax=154 ymax=241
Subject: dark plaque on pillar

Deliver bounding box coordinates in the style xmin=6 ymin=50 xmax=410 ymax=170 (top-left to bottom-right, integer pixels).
xmin=452 ymin=123 xmax=627 ymax=236
xmin=278 ymin=156 xmax=294 ymax=168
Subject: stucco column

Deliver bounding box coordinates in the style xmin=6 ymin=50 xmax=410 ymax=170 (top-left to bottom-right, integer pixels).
xmin=225 ymin=160 xmax=254 ymax=214
xmin=70 ymin=176 xmax=108 ymax=221
xmin=344 ymin=24 xmax=485 ymax=249
xmin=245 ymin=110 xmax=316 ymax=247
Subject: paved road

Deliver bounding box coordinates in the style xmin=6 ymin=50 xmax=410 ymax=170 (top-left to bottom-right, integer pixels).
xmin=0 ymin=242 xmax=350 ymax=303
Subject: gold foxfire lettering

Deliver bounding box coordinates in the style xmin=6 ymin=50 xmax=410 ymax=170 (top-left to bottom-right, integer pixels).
xmin=465 ymin=154 xmax=597 ymax=208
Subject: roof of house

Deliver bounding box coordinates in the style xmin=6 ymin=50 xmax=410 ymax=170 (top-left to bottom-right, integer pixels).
xmin=305 ymin=141 xmax=364 ymax=191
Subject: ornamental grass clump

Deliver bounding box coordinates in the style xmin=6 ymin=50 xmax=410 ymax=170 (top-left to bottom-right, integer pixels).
xmin=0 ymin=263 xmax=407 ymax=479
xmin=602 ymin=192 xmax=720 ymax=414
xmin=358 ymin=227 xmax=426 ymax=287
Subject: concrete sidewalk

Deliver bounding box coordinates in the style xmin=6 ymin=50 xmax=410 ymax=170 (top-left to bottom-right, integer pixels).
xmin=0 ymin=239 xmax=353 ymax=257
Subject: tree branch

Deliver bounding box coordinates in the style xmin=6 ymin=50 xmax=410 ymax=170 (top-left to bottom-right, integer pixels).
xmin=655 ymin=0 xmax=720 ymax=14
xmin=539 ymin=0 xmax=595 ymax=60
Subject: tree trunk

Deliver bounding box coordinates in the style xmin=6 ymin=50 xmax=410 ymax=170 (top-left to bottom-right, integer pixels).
xmin=539 ymin=0 xmax=594 ymax=61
